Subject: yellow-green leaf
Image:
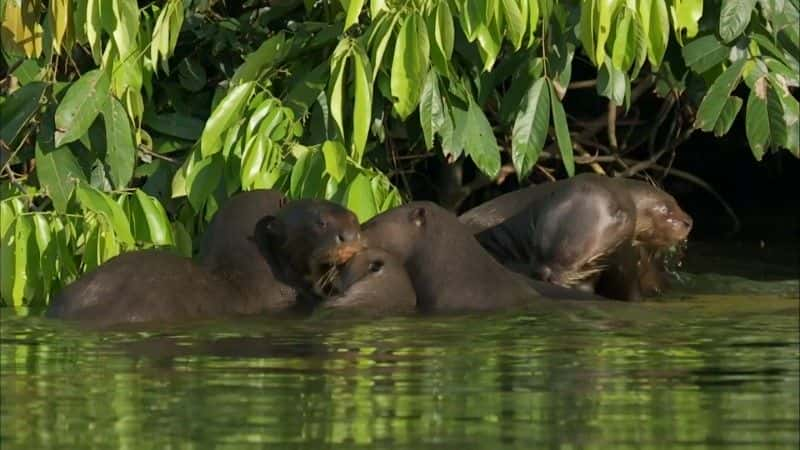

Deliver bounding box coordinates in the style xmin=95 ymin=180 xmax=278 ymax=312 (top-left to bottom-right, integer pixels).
xmin=391 ymin=13 xmax=430 ymax=119
xmin=201 ymin=81 xmax=255 ymax=157
xmin=54 ymin=69 xmax=111 ymax=147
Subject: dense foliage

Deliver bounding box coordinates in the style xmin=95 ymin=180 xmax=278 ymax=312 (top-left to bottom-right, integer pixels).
xmin=1 ymin=0 xmax=798 ymax=306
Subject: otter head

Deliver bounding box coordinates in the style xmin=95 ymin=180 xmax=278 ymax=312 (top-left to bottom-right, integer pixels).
xmin=255 ymin=199 xmax=364 ymax=294
xmin=323 ymin=248 xmax=417 ymax=314
xmin=622 ymin=180 xmax=693 ymax=247
xmin=361 ymin=204 xmax=429 ymax=262
xmin=530 ymin=189 xmax=634 ymax=288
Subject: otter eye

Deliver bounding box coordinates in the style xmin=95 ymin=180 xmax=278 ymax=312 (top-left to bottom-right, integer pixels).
xmin=316 ymin=218 xmax=328 ymax=229
xmin=655 ymin=205 xmax=668 ymax=215
xmin=369 ymin=260 xmax=384 ymax=273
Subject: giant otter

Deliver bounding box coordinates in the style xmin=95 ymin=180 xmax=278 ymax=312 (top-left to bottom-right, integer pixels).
xmin=47 ymin=194 xmax=365 ymax=327
xmin=362 ymin=201 xmax=598 ymax=312
xmin=459 ymin=175 xmax=692 ymax=300
xmin=468 ymin=174 xmax=637 ymax=293
xmin=319 ymin=248 xmax=417 ymax=315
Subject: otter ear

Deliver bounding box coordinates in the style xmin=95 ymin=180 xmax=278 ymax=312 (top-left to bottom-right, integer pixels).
xmin=409 ymin=207 xmax=426 ymax=227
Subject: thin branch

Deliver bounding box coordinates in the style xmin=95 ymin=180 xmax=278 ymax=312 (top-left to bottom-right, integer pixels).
xmin=568 ymin=79 xmax=597 ymax=89
xmin=607 ymin=100 xmax=618 ymax=151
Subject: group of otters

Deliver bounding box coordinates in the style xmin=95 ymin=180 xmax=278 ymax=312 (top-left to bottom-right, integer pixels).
xmin=47 ymin=173 xmax=693 ymax=328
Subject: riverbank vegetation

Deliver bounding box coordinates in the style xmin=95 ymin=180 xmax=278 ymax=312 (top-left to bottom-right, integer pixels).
xmin=1 ymin=0 xmax=798 ymax=305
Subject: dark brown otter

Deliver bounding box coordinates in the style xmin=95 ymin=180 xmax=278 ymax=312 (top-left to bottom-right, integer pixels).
xmin=45 ymin=250 xmax=235 ymax=328
xmin=47 ymin=193 xmax=365 ymax=327
xmin=362 ymin=201 xmax=598 ymax=312
xmin=319 ymin=248 xmax=417 ymax=315
xmin=460 ymin=175 xmax=692 ymax=300
xmin=599 ymin=179 xmax=693 ymax=298
xmin=468 ymin=174 xmax=637 ymax=293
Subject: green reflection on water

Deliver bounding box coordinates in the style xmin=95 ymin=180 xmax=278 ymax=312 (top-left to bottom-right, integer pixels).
xmin=1 ymin=276 xmax=798 ymax=450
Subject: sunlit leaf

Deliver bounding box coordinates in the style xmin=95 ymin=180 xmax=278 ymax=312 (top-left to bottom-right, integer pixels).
xmin=549 ymin=80 xmax=575 ymax=176
xmin=512 ymin=78 xmax=550 ymax=180
xmin=346 ymin=172 xmax=378 ymax=222
xmin=391 ymin=12 xmax=430 ymax=119
xmin=134 ymin=189 xmax=173 ymax=246
xmin=323 ymin=140 xmax=347 ymax=182
xmin=55 ymin=69 xmax=111 ymax=147
xmin=200 ymin=81 xmax=254 ymax=157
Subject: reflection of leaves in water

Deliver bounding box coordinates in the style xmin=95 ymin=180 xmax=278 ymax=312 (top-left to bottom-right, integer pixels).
xmin=670 ymin=272 xmax=800 ymax=298
xmin=1 ymin=304 xmax=798 ymax=449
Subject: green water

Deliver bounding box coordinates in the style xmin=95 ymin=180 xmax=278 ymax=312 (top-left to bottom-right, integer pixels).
xmin=1 ymin=275 xmax=798 ymax=449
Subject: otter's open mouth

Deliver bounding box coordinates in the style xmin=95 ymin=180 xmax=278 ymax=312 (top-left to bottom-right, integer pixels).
xmin=309 ymin=241 xmax=366 ymax=297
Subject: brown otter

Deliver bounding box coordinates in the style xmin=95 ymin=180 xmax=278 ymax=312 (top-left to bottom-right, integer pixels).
xmin=319 ymin=248 xmax=417 ymax=315
xmin=459 ymin=175 xmax=692 ymax=300
xmin=468 ymin=174 xmax=637 ymax=293
xmin=362 ymin=201 xmax=598 ymax=312
xmin=47 ymin=193 xmax=365 ymax=327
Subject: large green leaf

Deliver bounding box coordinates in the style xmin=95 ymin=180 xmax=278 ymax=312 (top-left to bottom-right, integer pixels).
xmin=463 ymin=98 xmax=501 ymax=177
xmin=343 ymin=0 xmax=365 ymax=30
xmin=290 ymin=148 xmax=326 ymax=199
xmin=746 ymin=81 xmax=769 ymax=160
xmin=54 ymin=69 xmax=110 ymax=146
xmin=351 ymin=45 xmax=372 ymax=163
xmin=391 ymin=12 xmax=430 ymax=120
xmin=102 ymin=96 xmax=136 ymax=189
xmin=430 ymin=0 xmax=455 ymax=75
xmin=549 ymin=81 xmax=575 ymax=176
xmin=231 ymin=33 xmax=288 ymax=84
xmin=143 ymin=111 xmax=204 ymax=140
xmin=719 ymin=0 xmax=756 ymax=42
xmin=322 ymin=140 xmax=347 ymax=182
xmin=419 ymin=70 xmax=446 ymax=150
xmin=501 ymin=0 xmax=525 ymax=50
xmin=200 ymin=81 xmax=254 ymax=157
xmin=346 ymin=172 xmax=378 ymax=223
xmin=12 ymin=216 xmax=34 ymax=305
xmin=597 ymin=60 xmax=627 ymax=105
xmin=670 ymin=0 xmax=703 ymax=44
xmin=0 ymin=202 xmax=16 ymax=304
xmin=512 ymin=78 xmax=550 ymax=180
xmin=639 ymin=0 xmax=670 ymax=68
xmin=111 ymin=0 xmax=139 ymax=56
xmin=681 ymin=35 xmax=729 ymax=74
xmin=694 ymin=59 xmax=746 ymax=131
xmin=611 ymin=8 xmax=636 ymax=72
xmin=134 ymin=189 xmax=173 ymax=246
xmin=35 ymin=106 xmax=87 ymax=213
xmin=186 ymin=153 xmax=224 ymax=211
xmin=75 ymin=183 xmax=134 ymax=245
xmin=713 ymin=96 xmax=744 ymax=137
xmin=285 ymin=61 xmax=330 ymax=116
xmin=0 ymin=82 xmax=46 ymax=147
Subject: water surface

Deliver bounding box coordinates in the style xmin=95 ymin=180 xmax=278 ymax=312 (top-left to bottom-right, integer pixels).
xmin=1 ymin=274 xmax=798 ymax=449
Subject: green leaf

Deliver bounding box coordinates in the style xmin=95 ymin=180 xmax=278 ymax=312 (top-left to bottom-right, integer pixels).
xmin=430 ymin=0 xmax=455 ymax=75
xmin=134 ymin=189 xmax=173 ymax=246
xmin=200 ymin=81 xmax=254 ymax=157
xmin=639 ymin=0 xmax=669 ymax=68
xmin=681 ymin=34 xmax=730 ymax=74
xmin=597 ymin=60 xmax=627 ymax=105
xmin=240 ymin=135 xmax=266 ymax=190
xmin=0 ymin=203 xmax=16 ymax=304
xmin=0 ymin=82 xmax=46 ymax=146
xmin=12 ymin=216 xmax=33 ymax=305
xmin=102 ymin=96 xmax=136 ymax=189
xmin=512 ymin=77 xmax=550 ymax=180
xmin=346 ymin=173 xmax=378 ymax=223
xmin=231 ymin=32 xmax=289 ymax=84
xmin=285 ymin=61 xmax=330 ymax=117
xmin=76 ymin=183 xmax=134 ymax=245
xmin=186 ymin=153 xmax=224 ymax=211
xmin=368 ymin=13 xmax=399 ymax=81
xmin=463 ymin=97 xmax=501 ymax=177
xmin=54 ymin=69 xmax=110 ymax=146
xmin=344 ymin=0 xmax=365 ymax=30
xmin=290 ymin=148 xmax=326 ymax=199
xmin=172 ymin=221 xmax=192 ymax=257
xmin=111 ymin=0 xmax=139 ymax=56
xmin=611 ymin=8 xmax=635 ymax=72
xmin=35 ymin=107 xmax=87 ymax=213
xmin=391 ymin=12 xmax=430 ymax=120
xmin=178 ymin=57 xmax=207 ymax=92
xmin=143 ymin=111 xmax=204 ymax=141
xmin=549 ymin=80 xmax=575 ymax=176
xmin=502 ymin=0 xmax=526 ymax=50
xmin=420 ymin=70 xmax=446 ymax=150
xmin=694 ymin=59 xmax=747 ymax=131
xmin=670 ymin=0 xmax=703 ymax=44
xmin=713 ymin=95 xmax=743 ymax=136
xmin=746 ymin=82 xmax=769 ymax=160
xmin=329 ymin=43 xmax=349 ymax=140
xmin=322 ymin=140 xmax=347 ymax=182
xmin=596 ymin=0 xmax=622 ymax=66
xmin=719 ymin=0 xmax=756 ymax=42
xmin=351 ymin=46 xmax=372 ymax=163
